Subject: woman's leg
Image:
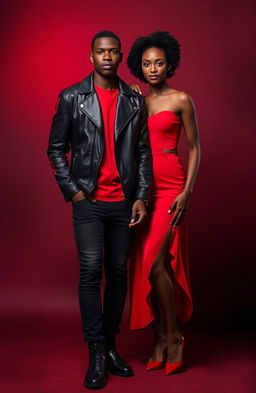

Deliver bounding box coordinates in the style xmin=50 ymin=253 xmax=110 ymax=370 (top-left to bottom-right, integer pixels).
xmin=149 ymin=291 xmax=167 ymax=361
xmin=149 ymin=228 xmax=183 ymax=363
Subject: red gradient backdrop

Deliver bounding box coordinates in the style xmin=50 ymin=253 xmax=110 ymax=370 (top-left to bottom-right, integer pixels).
xmin=1 ymin=0 xmax=255 ymax=326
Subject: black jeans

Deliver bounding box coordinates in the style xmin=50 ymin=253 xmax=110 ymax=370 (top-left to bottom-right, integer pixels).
xmin=72 ymin=199 xmax=132 ymax=342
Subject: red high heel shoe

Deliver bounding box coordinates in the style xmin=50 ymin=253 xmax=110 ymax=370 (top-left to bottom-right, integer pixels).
xmin=165 ymin=335 xmax=185 ymax=375
xmin=146 ymin=348 xmax=167 ymax=371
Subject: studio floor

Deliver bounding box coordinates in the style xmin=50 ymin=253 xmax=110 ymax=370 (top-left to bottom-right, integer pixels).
xmin=1 ymin=313 xmax=254 ymax=393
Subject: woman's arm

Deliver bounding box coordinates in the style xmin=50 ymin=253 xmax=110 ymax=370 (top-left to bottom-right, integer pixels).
xmin=169 ymin=93 xmax=201 ymax=227
xmin=181 ymin=93 xmax=201 ymax=194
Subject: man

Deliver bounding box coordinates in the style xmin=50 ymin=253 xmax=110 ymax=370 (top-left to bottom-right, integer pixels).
xmin=47 ymin=31 xmax=152 ymax=389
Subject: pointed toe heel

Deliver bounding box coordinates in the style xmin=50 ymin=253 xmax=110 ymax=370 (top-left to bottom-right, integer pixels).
xmin=165 ymin=360 xmax=185 ymax=375
xmin=146 ymin=360 xmax=165 ymax=371
xmin=165 ymin=335 xmax=185 ymax=376
xmin=146 ymin=347 xmax=167 ymax=371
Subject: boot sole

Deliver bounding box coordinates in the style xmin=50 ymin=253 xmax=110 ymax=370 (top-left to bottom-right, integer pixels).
xmin=107 ymin=369 xmax=134 ymax=377
xmin=84 ymin=379 xmax=106 ymax=389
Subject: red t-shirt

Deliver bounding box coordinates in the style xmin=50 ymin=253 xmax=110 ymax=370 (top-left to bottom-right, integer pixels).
xmin=93 ymin=84 xmax=124 ymax=201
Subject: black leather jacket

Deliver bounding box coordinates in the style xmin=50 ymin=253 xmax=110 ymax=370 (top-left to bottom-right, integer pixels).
xmin=47 ymin=73 xmax=152 ymax=202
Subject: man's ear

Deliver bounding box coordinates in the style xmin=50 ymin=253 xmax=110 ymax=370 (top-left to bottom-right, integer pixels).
xmin=119 ymin=52 xmax=123 ymax=63
xmin=90 ymin=52 xmax=94 ymax=64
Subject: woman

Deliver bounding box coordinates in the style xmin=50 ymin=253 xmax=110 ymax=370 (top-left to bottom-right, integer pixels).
xmin=127 ymin=31 xmax=200 ymax=375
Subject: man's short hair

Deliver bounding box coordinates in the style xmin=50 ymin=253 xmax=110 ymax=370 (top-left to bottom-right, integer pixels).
xmin=91 ymin=31 xmax=121 ymax=49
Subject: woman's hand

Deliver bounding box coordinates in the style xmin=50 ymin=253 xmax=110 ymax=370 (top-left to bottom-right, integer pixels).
xmin=129 ymin=84 xmax=142 ymax=94
xmin=168 ymin=190 xmax=192 ymax=227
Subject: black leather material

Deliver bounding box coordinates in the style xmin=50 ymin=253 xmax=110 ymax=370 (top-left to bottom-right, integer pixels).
xmin=84 ymin=342 xmax=107 ymax=389
xmin=106 ymin=346 xmax=134 ymax=377
xmin=47 ymin=73 xmax=152 ymax=202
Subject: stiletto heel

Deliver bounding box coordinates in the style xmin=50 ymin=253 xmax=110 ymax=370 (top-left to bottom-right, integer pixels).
xmin=165 ymin=335 xmax=185 ymax=375
xmin=146 ymin=348 xmax=167 ymax=371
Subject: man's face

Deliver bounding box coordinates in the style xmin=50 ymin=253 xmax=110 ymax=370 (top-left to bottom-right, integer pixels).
xmin=90 ymin=37 xmax=122 ymax=77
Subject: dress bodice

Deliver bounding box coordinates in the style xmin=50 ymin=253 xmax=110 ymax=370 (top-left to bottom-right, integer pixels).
xmin=148 ymin=111 xmax=182 ymax=151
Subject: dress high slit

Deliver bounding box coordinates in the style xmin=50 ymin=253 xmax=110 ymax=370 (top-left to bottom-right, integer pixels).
xmin=129 ymin=111 xmax=193 ymax=330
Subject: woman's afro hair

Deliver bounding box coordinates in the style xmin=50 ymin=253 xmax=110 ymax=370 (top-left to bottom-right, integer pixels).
xmin=127 ymin=31 xmax=180 ymax=82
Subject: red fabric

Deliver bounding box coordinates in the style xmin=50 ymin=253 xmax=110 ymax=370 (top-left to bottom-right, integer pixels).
xmin=93 ymin=84 xmax=124 ymax=201
xmin=130 ymin=111 xmax=193 ymax=329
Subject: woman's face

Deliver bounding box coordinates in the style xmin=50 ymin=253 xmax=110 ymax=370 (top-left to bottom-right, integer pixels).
xmin=142 ymin=47 xmax=170 ymax=85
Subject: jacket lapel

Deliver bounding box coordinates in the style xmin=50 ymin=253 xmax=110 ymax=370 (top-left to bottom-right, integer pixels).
xmin=77 ymin=73 xmax=138 ymax=135
xmin=114 ymin=94 xmax=138 ymax=142
xmin=79 ymin=92 xmax=102 ymax=130
xmin=77 ymin=73 xmax=102 ymax=130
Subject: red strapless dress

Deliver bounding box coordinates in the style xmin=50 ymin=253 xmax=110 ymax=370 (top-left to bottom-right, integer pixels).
xmin=129 ymin=111 xmax=193 ymax=329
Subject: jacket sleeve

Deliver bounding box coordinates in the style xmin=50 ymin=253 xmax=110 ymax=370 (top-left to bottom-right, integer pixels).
xmin=135 ymin=100 xmax=152 ymax=200
xmin=47 ymin=91 xmax=80 ymax=202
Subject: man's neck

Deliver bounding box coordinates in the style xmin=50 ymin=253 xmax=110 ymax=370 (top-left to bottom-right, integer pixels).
xmin=93 ymin=71 xmax=118 ymax=90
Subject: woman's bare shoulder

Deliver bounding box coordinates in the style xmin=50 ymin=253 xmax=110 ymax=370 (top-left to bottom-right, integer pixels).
xmin=170 ymin=89 xmax=191 ymax=103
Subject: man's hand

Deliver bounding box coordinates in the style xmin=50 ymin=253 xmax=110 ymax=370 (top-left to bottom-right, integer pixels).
xmin=129 ymin=200 xmax=147 ymax=227
xmin=71 ymin=191 xmax=96 ymax=203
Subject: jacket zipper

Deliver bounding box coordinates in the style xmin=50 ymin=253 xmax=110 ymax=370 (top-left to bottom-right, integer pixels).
xmin=72 ymin=153 xmax=78 ymax=169
xmin=114 ymin=108 xmax=140 ymax=198
xmin=88 ymin=107 xmax=140 ymax=194
xmin=89 ymin=130 xmax=104 ymax=193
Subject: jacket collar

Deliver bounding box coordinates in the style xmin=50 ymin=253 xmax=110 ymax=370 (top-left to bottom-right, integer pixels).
xmin=78 ymin=72 xmax=139 ymax=138
xmin=77 ymin=72 xmax=136 ymax=96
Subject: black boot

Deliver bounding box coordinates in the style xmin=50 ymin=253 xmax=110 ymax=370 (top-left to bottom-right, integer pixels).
xmin=105 ymin=337 xmax=134 ymax=377
xmin=84 ymin=341 xmax=107 ymax=389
